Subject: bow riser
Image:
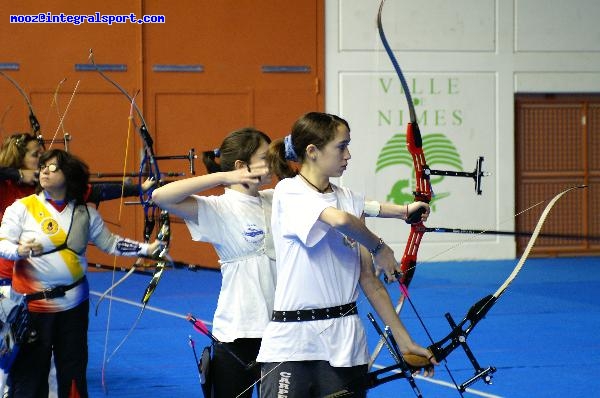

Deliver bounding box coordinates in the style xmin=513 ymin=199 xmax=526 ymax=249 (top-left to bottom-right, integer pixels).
xmin=28 ymin=113 xmax=41 ymax=135
xmin=406 ymin=123 xmax=431 ymax=202
xmin=141 ymin=260 xmax=166 ymax=305
xmin=400 ymin=228 xmax=423 ymax=285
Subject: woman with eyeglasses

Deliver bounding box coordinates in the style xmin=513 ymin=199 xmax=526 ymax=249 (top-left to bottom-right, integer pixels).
xmin=0 ymin=149 xmax=163 ymax=398
xmin=0 ymin=134 xmax=154 ymax=396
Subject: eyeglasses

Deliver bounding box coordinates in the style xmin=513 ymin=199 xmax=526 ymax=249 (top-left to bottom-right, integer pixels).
xmin=39 ymin=163 xmax=60 ymax=172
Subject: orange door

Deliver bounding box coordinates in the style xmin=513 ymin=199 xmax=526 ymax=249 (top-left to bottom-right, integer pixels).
xmin=0 ymin=0 xmax=324 ymax=269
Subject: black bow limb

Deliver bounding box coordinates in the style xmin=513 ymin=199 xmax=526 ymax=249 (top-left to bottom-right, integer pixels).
xmin=426 ymin=295 xmax=497 ymax=392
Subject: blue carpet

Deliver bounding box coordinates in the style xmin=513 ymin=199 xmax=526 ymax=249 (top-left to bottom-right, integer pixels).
xmin=86 ymin=256 xmax=600 ymax=397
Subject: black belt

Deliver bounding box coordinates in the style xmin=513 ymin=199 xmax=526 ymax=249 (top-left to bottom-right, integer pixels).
xmin=25 ymin=276 xmax=87 ymax=302
xmin=271 ymin=302 xmax=358 ymax=322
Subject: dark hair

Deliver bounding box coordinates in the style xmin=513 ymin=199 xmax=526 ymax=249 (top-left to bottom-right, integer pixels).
xmin=37 ymin=149 xmax=89 ymax=205
xmin=202 ymin=127 xmax=271 ymax=173
xmin=0 ymin=132 xmax=39 ymax=168
xmin=268 ymin=112 xmax=350 ymax=179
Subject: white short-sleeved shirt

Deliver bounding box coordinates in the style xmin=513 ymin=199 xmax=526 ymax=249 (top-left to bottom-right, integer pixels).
xmin=184 ymin=188 xmax=276 ymax=342
xmin=256 ymin=176 xmax=368 ymax=367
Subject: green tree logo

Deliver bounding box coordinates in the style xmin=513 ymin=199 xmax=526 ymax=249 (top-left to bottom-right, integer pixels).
xmin=375 ymin=133 xmax=463 ymax=209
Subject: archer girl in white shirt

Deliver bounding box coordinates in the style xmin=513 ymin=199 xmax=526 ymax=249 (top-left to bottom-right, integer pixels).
xmin=257 ymin=112 xmax=436 ymax=398
xmin=152 ymin=127 xmax=274 ymax=398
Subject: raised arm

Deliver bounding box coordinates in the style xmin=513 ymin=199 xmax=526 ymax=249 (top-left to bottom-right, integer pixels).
xmin=0 ymin=166 xmax=37 ymax=185
xmin=152 ymin=167 xmax=266 ymax=220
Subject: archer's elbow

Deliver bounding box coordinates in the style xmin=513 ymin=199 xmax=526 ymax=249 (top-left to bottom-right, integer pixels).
xmin=150 ymin=187 xmax=168 ymax=206
xmin=323 ymin=208 xmax=355 ymax=230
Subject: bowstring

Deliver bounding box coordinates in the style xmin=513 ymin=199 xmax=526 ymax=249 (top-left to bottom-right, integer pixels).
xmin=95 ymin=91 xmax=142 ymax=312
xmin=43 ymin=78 xmax=66 ymax=137
xmin=48 ymin=79 xmax=79 ymax=150
xmin=99 ymin=90 xmax=136 ymax=392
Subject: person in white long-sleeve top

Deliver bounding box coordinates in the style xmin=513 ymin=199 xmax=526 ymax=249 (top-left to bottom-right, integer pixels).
xmin=0 ymin=149 xmax=162 ymax=398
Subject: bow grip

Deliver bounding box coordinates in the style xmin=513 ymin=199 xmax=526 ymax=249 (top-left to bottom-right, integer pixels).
xmin=405 ymin=206 xmax=426 ymax=224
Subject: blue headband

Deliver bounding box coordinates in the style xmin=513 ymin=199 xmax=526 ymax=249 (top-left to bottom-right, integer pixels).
xmin=283 ymin=134 xmax=298 ymax=161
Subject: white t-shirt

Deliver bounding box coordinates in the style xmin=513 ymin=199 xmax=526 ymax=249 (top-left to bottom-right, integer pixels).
xmin=256 ymin=176 xmax=368 ymax=367
xmin=184 ymin=188 xmax=276 ymax=342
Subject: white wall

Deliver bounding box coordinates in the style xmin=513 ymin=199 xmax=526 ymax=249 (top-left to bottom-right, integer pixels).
xmin=325 ymin=0 xmax=600 ymax=261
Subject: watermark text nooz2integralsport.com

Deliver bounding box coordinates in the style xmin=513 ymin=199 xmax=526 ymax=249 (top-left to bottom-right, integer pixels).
xmin=10 ymin=12 xmax=165 ymax=25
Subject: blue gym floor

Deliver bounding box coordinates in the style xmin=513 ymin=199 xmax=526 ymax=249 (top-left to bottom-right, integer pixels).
xmin=87 ymin=256 xmax=600 ymax=397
